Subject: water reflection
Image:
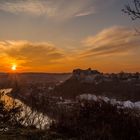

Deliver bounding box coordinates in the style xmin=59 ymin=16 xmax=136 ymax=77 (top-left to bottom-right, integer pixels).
xmin=0 ymin=88 xmax=50 ymax=129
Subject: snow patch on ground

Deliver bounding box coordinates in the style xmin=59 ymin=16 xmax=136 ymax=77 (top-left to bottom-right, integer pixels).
xmin=77 ymin=94 xmax=140 ymax=110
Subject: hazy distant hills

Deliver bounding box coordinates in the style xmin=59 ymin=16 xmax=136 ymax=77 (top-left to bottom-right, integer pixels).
xmin=0 ymin=73 xmax=71 ymax=88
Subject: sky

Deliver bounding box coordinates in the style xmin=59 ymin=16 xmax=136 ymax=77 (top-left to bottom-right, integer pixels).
xmin=0 ymin=0 xmax=140 ymax=73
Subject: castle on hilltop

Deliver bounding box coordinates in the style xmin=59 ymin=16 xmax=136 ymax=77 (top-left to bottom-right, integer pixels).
xmin=72 ymin=68 xmax=101 ymax=83
xmin=72 ymin=68 xmax=140 ymax=84
xmin=73 ymin=68 xmax=100 ymax=76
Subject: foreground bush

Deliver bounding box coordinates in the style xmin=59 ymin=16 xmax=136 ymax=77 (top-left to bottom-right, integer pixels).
xmin=50 ymin=100 xmax=140 ymax=140
xmin=0 ymin=97 xmax=23 ymax=131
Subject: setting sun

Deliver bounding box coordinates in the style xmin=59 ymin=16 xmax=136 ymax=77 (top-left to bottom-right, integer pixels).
xmin=11 ymin=65 xmax=17 ymax=71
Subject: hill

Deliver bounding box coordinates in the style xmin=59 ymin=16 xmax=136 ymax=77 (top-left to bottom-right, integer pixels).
xmin=52 ymin=68 xmax=140 ymax=101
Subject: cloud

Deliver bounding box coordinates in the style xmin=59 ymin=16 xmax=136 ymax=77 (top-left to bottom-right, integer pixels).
xmin=0 ymin=40 xmax=65 ymax=71
xmin=0 ymin=0 xmax=114 ymax=20
xmin=81 ymin=26 xmax=140 ymax=57
xmin=0 ymin=26 xmax=139 ymax=72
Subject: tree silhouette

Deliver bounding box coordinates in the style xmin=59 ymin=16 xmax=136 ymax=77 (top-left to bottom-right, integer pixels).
xmin=0 ymin=94 xmax=23 ymax=131
xmin=123 ymin=0 xmax=140 ymax=20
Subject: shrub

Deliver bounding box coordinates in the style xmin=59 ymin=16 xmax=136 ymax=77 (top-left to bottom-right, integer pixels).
xmin=50 ymin=100 xmax=140 ymax=140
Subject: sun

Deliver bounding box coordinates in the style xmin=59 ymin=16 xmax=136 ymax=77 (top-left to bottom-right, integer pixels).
xmin=11 ymin=64 xmax=17 ymax=71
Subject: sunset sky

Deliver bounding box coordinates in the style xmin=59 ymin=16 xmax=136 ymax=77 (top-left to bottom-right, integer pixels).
xmin=0 ymin=0 xmax=140 ymax=73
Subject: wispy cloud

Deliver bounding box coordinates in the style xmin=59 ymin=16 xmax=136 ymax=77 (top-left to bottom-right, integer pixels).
xmin=0 ymin=0 xmax=114 ymax=20
xmin=0 ymin=40 xmax=65 ymax=71
xmin=81 ymin=26 xmax=140 ymax=57
xmin=0 ymin=26 xmax=140 ymax=72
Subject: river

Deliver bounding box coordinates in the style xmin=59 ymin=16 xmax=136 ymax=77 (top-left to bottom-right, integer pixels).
xmin=0 ymin=88 xmax=50 ymax=129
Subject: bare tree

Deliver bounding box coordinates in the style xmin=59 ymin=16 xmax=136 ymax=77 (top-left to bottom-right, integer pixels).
xmin=123 ymin=0 xmax=140 ymax=34
xmin=123 ymin=0 xmax=140 ymax=20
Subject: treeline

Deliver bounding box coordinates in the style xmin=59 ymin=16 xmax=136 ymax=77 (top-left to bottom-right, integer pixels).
xmin=52 ymin=77 xmax=140 ymax=101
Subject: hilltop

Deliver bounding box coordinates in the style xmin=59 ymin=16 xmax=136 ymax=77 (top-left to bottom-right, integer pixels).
xmin=52 ymin=68 xmax=140 ymax=101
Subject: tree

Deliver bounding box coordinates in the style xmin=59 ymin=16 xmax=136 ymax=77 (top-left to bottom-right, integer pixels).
xmin=0 ymin=94 xmax=23 ymax=131
xmin=123 ymin=0 xmax=140 ymax=20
